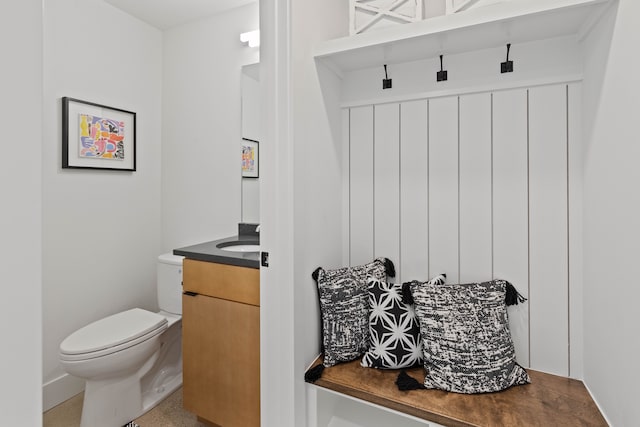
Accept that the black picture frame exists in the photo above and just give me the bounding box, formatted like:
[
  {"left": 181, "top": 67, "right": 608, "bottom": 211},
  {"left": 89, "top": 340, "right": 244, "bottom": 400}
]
[{"left": 62, "top": 97, "right": 136, "bottom": 171}]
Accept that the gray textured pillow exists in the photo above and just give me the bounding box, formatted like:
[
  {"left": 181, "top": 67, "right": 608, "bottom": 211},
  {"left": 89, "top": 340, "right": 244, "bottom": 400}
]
[
  {"left": 313, "top": 258, "right": 394, "bottom": 367},
  {"left": 409, "top": 279, "right": 530, "bottom": 393}
]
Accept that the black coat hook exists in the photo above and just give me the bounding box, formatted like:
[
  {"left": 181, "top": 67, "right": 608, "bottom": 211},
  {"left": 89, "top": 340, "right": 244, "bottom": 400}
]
[
  {"left": 437, "top": 55, "right": 448, "bottom": 82},
  {"left": 382, "top": 64, "right": 392, "bottom": 89},
  {"left": 501, "top": 43, "right": 514, "bottom": 73}
]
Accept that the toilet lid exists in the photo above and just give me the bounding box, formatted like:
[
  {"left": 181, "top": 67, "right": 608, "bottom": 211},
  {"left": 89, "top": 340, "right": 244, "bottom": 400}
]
[{"left": 60, "top": 308, "right": 167, "bottom": 356}]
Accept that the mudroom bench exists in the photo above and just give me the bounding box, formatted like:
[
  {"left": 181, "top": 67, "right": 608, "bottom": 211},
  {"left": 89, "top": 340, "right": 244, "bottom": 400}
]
[{"left": 305, "top": 356, "right": 607, "bottom": 427}]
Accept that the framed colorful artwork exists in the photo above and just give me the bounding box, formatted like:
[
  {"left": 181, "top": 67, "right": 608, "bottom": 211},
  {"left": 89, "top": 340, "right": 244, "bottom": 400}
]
[
  {"left": 241, "top": 138, "right": 259, "bottom": 178},
  {"left": 62, "top": 97, "right": 136, "bottom": 171}
]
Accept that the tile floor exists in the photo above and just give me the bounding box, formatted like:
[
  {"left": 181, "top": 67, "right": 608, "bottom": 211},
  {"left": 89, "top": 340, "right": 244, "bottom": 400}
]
[{"left": 43, "top": 387, "right": 207, "bottom": 427}]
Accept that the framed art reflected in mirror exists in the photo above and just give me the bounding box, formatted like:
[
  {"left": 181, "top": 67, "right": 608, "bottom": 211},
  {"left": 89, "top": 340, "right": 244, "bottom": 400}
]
[{"left": 242, "top": 138, "right": 259, "bottom": 178}]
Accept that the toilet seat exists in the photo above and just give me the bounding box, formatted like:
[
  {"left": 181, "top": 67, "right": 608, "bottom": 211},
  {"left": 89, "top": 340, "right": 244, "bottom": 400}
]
[{"left": 60, "top": 308, "right": 168, "bottom": 362}]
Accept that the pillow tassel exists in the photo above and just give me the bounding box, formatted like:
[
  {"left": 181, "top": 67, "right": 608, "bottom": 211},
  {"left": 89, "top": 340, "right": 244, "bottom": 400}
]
[
  {"left": 431, "top": 273, "right": 446, "bottom": 286},
  {"left": 381, "top": 258, "right": 396, "bottom": 278},
  {"left": 505, "top": 281, "right": 527, "bottom": 306},
  {"left": 311, "top": 267, "right": 322, "bottom": 282},
  {"left": 395, "top": 371, "right": 425, "bottom": 391},
  {"left": 401, "top": 282, "right": 415, "bottom": 305},
  {"left": 304, "top": 364, "right": 325, "bottom": 383}
]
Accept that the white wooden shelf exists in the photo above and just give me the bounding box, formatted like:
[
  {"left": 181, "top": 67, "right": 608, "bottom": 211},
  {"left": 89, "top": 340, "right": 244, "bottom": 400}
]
[{"left": 315, "top": 0, "right": 612, "bottom": 73}]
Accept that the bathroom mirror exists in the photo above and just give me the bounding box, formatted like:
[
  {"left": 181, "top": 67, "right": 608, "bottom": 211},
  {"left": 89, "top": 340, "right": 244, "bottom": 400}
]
[{"left": 241, "top": 62, "right": 260, "bottom": 223}]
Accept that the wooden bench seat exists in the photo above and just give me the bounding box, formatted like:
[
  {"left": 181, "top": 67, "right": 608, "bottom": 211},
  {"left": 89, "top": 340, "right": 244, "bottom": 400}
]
[{"left": 306, "top": 356, "right": 607, "bottom": 427}]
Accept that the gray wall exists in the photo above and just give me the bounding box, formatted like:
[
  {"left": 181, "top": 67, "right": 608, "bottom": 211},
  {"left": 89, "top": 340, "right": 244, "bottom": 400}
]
[
  {"left": 583, "top": 1, "right": 640, "bottom": 424},
  {"left": 0, "top": 0, "right": 43, "bottom": 424}
]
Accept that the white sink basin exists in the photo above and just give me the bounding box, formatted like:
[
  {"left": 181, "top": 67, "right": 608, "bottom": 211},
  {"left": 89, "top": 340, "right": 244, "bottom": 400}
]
[
  {"left": 219, "top": 244, "right": 260, "bottom": 253},
  {"left": 216, "top": 240, "right": 260, "bottom": 253}
]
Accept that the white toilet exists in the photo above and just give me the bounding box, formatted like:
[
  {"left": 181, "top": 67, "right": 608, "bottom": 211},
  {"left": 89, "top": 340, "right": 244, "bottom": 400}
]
[{"left": 59, "top": 253, "right": 184, "bottom": 427}]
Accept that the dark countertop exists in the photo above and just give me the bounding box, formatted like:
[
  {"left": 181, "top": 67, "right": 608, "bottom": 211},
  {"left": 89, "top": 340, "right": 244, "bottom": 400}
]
[{"left": 173, "top": 235, "right": 260, "bottom": 269}]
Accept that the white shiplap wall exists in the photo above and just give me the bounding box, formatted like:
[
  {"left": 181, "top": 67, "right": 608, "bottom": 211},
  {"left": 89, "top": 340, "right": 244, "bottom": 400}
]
[{"left": 344, "top": 83, "right": 581, "bottom": 377}]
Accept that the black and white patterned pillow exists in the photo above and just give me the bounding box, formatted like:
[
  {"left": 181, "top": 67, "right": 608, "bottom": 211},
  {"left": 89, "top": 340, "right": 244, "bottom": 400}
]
[
  {"left": 313, "top": 258, "right": 395, "bottom": 367},
  {"left": 361, "top": 278, "right": 421, "bottom": 369},
  {"left": 361, "top": 274, "right": 445, "bottom": 369},
  {"left": 409, "top": 279, "right": 530, "bottom": 394}
]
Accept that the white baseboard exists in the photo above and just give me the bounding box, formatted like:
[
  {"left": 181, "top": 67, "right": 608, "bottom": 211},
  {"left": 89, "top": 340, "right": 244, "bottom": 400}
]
[{"left": 43, "top": 373, "right": 85, "bottom": 412}]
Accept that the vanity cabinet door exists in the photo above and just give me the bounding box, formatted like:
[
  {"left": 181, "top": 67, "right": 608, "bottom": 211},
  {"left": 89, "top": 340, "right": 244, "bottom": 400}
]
[
  {"left": 182, "top": 259, "right": 260, "bottom": 304},
  {"left": 182, "top": 260, "right": 260, "bottom": 427}
]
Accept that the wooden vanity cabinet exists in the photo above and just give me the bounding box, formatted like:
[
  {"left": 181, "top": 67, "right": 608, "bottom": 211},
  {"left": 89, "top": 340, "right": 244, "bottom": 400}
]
[{"left": 182, "top": 259, "right": 260, "bottom": 427}]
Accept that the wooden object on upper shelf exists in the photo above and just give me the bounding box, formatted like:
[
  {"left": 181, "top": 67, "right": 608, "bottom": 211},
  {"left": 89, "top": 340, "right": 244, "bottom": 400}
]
[{"left": 306, "top": 356, "right": 608, "bottom": 427}]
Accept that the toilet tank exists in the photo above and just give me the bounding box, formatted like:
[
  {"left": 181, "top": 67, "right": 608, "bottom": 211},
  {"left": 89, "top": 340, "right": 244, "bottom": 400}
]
[{"left": 157, "top": 253, "right": 184, "bottom": 315}]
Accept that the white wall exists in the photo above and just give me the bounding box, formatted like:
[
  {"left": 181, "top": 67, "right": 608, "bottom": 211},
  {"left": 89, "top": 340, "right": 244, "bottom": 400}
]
[
  {"left": 0, "top": 0, "right": 43, "bottom": 424},
  {"left": 259, "top": 0, "right": 294, "bottom": 425},
  {"left": 258, "top": 0, "right": 347, "bottom": 424},
  {"left": 41, "top": 0, "right": 163, "bottom": 409},
  {"left": 582, "top": 0, "right": 640, "bottom": 424},
  {"left": 292, "top": 1, "right": 349, "bottom": 426},
  {"left": 161, "top": 3, "right": 259, "bottom": 250},
  {"left": 343, "top": 83, "right": 580, "bottom": 379}
]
